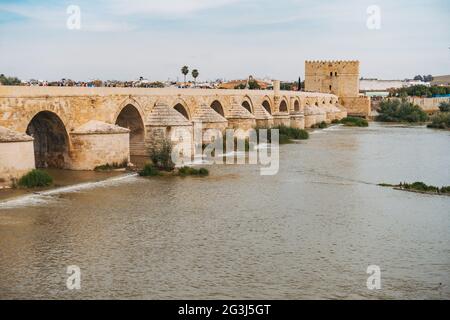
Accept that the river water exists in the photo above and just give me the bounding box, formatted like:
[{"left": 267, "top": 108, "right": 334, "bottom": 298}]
[{"left": 0, "top": 123, "right": 449, "bottom": 300}]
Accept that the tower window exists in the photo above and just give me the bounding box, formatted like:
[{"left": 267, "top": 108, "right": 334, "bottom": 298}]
[
  {"left": 330, "top": 72, "right": 333, "bottom": 77},
  {"left": 329, "top": 85, "right": 332, "bottom": 91},
  {"left": 335, "top": 72, "right": 338, "bottom": 76}
]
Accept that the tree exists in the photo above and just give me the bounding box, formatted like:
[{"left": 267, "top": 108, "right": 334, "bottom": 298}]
[
  {"left": 0, "top": 74, "right": 21, "bottom": 85},
  {"left": 248, "top": 80, "right": 260, "bottom": 90},
  {"left": 181, "top": 66, "right": 189, "bottom": 85},
  {"left": 413, "top": 75, "right": 423, "bottom": 81},
  {"left": 439, "top": 102, "right": 450, "bottom": 112},
  {"left": 424, "top": 75, "right": 433, "bottom": 82},
  {"left": 192, "top": 69, "right": 199, "bottom": 85}
]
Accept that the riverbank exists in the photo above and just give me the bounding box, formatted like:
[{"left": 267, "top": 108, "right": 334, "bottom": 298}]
[{"left": 0, "top": 169, "right": 126, "bottom": 201}]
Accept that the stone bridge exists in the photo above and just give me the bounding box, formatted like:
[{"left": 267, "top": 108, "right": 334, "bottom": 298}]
[{"left": 0, "top": 83, "right": 346, "bottom": 185}]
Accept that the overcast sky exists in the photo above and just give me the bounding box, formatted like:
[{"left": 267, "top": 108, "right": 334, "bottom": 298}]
[{"left": 1, "top": 0, "right": 449, "bottom": 82}]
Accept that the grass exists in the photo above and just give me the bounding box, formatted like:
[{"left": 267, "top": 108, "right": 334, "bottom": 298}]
[
  {"left": 139, "top": 164, "right": 209, "bottom": 178},
  {"left": 276, "top": 125, "right": 309, "bottom": 140},
  {"left": 339, "top": 117, "right": 369, "bottom": 127},
  {"left": 379, "top": 181, "right": 450, "bottom": 195},
  {"left": 139, "top": 164, "right": 161, "bottom": 177},
  {"left": 178, "top": 166, "right": 209, "bottom": 177},
  {"left": 18, "top": 169, "right": 53, "bottom": 188},
  {"left": 94, "top": 160, "right": 128, "bottom": 172},
  {"left": 312, "top": 121, "right": 328, "bottom": 129}
]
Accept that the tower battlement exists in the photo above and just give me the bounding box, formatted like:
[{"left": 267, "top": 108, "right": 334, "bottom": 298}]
[{"left": 305, "top": 60, "right": 360, "bottom": 76}]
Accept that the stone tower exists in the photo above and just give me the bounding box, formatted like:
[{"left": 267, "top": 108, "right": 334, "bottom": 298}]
[
  {"left": 305, "top": 60, "right": 360, "bottom": 97},
  {"left": 304, "top": 60, "right": 371, "bottom": 117}
]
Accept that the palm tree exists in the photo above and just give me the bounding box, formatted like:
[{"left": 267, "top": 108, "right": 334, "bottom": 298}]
[
  {"left": 181, "top": 66, "right": 189, "bottom": 86},
  {"left": 192, "top": 69, "right": 199, "bottom": 86}
]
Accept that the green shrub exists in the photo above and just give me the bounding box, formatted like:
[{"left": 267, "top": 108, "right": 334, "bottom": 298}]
[
  {"left": 427, "top": 112, "right": 450, "bottom": 130},
  {"left": 439, "top": 102, "right": 450, "bottom": 113},
  {"left": 440, "top": 186, "right": 450, "bottom": 194},
  {"left": 178, "top": 166, "right": 209, "bottom": 177},
  {"left": 149, "top": 139, "right": 175, "bottom": 171},
  {"left": 376, "top": 100, "right": 428, "bottom": 123},
  {"left": 312, "top": 122, "right": 328, "bottom": 129},
  {"left": 139, "top": 164, "right": 161, "bottom": 177},
  {"left": 340, "top": 117, "right": 369, "bottom": 127},
  {"left": 274, "top": 125, "right": 309, "bottom": 140},
  {"left": 402, "top": 182, "right": 439, "bottom": 193},
  {"left": 18, "top": 169, "right": 53, "bottom": 188}
]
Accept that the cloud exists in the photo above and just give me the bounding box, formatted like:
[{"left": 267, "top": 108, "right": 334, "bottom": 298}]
[{"left": 104, "top": 0, "right": 245, "bottom": 16}]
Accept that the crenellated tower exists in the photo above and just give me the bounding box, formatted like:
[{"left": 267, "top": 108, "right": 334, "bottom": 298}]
[
  {"left": 305, "top": 60, "right": 371, "bottom": 118},
  {"left": 305, "top": 60, "right": 360, "bottom": 97}
]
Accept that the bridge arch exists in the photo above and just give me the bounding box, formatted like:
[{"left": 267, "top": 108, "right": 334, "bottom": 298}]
[
  {"left": 115, "top": 104, "right": 146, "bottom": 157},
  {"left": 173, "top": 102, "right": 190, "bottom": 120},
  {"left": 294, "top": 99, "right": 300, "bottom": 112},
  {"left": 279, "top": 99, "right": 288, "bottom": 113},
  {"left": 26, "top": 111, "right": 70, "bottom": 169},
  {"left": 262, "top": 100, "right": 272, "bottom": 115},
  {"left": 210, "top": 100, "right": 225, "bottom": 117},
  {"left": 241, "top": 96, "right": 254, "bottom": 114}
]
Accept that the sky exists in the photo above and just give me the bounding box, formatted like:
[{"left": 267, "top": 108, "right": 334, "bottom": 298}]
[{"left": 0, "top": 0, "right": 449, "bottom": 82}]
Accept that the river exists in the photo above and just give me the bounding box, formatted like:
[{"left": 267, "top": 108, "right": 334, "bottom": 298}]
[{"left": 0, "top": 123, "right": 449, "bottom": 299}]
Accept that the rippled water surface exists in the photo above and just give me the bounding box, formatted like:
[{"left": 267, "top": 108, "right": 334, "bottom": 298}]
[{"left": 0, "top": 124, "right": 449, "bottom": 299}]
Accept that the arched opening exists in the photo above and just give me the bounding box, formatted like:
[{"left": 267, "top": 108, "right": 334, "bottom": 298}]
[
  {"left": 294, "top": 100, "right": 300, "bottom": 112},
  {"left": 116, "top": 104, "right": 145, "bottom": 158},
  {"left": 210, "top": 100, "right": 225, "bottom": 117},
  {"left": 279, "top": 100, "right": 288, "bottom": 112},
  {"left": 26, "top": 111, "right": 69, "bottom": 169},
  {"left": 242, "top": 101, "right": 252, "bottom": 113},
  {"left": 174, "top": 103, "right": 190, "bottom": 120},
  {"left": 315, "top": 102, "right": 319, "bottom": 107},
  {"left": 262, "top": 100, "right": 272, "bottom": 114}
]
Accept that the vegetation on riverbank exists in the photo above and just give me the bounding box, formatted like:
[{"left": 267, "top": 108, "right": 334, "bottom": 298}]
[
  {"left": 376, "top": 100, "right": 428, "bottom": 123},
  {"left": 149, "top": 139, "right": 176, "bottom": 171},
  {"left": 139, "top": 164, "right": 162, "bottom": 177},
  {"left": 139, "top": 164, "right": 209, "bottom": 178},
  {"left": 254, "top": 125, "right": 309, "bottom": 144},
  {"left": 427, "top": 112, "right": 450, "bottom": 130},
  {"left": 94, "top": 161, "right": 128, "bottom": 172},
  {"left": 178, "top": 166, "right": 209, "bottom": 177},
  {"left": 388, "top": 85, "right": 450, "bottom": 98},
  {"left": 312, "top": 121, "right": 328, "bottom": 129},
  {"left": 140, "top": 139, "right": 209, "bottom": 178},
  {"left": 379, "top": 181, "right": 450, "bottom": 196},
  {"left": 18, "top": 169, "right": 53, "bottom": 188},
  {"left": 274, "top": 125, "right": 309, "bottom": 141},
  {"left": 339, "top": 117, "right": 369, "bottom": 127}
]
